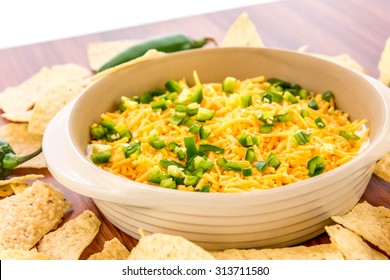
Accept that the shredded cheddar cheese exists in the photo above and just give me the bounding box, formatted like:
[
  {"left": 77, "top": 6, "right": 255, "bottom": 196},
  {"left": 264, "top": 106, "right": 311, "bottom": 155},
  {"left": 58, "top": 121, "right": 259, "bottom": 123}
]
[{"left": 88, "top": 72, "right": 369, "bottom": 193}]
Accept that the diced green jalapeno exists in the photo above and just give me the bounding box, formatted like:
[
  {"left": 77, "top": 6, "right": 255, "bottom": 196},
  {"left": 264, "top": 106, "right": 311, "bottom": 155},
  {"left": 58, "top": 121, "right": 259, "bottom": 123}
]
[
  {"left": 139, "top": 91, "right": 153, "bottom": 104},
  {"left": 322, "top": 91, "right": 334, "bottom": 101},
  {"left": 314, "top": 117, "right": 326, "bottom": 129},
  {"left": 195, "top": 184, "right": 211, "bottom": 192},
  {"left": 159, "top": 159, "right": 184, "bottom": 170},
  {"left": 196, "top": 107, "right": 215, "bottom": 122},
  {"left": 199, "top": 125, "right": 211, "bottom": 139},
  {"left": 307, "top": 156, "right": 326, "bottom": 177},
  {"left": 165, "top": 79, "right": 182, "bottom": 93},
  {"left": 90, "top": 123, "right": 106, "bottom": 140},
  {"left": 241, "top": 95, "right": 253, "bottom": 108},
  {"left": 339, "top": 130, "right": 360, "bottom": 140},
  {"left": 266, "top": 152, "right": 281, "bottom": 169},
  {"left": 184, "top": 175, "right": 201, "bottom": 186},
  {"left": 293, "top": 131, "right": 311, "bottom": 145},
  {"left": 159, "top": 178, "right": 176, "bottom": 189},
  {"left": 123, "top": 140, "right": 141, "bottom": 158},
  {"left": 300, "top": 109, "right": 310, "bottom": 118},
  {"left": 308, "top": 98, "right": 319, "bottom": 110},
  {"left": 222, "top": 77, "right": 236, "bottom": 93},
  {"left": 151, "top": 98, "right": 169, "bottom": 111},
  {"left": 147, "top": 167, "right": 170, "bottom": 184},
  {"left": 184, "top": 136, "right": 198, "bottom": 160},
  {"left": 262, "top": 91, "right": 284, "bottom": 104},
  {"left": 242, "top": 167, "right": 253, "bottom": 176},
  {"left": 223, "top": 162, "right": 244, "bottom": 172},
  {"left": 245, "top": 148, "right": 256, "bottom": 163},
  {"left": 190, "top": 88, "right": 203, "bottom": 104},
  {"left": 284, "top": 91, "right": 298, "bottom": 104},
  {"left": 274, "top": 113, "right": 291, "bottom": 122},
  {"left": 199, "top": 144, "right": 224, "bottom": 154},
  {"left": 216, "top": 156, "right": 228, "bottom": 167},
  {"left": 260, "top": 124, "right": 274, "bottom": 134},
  {"left": 91, "top": 152, "right": 112, "bottom": 164},
  {"left": 148, "top": 130, "right": 166, "bottom": 149},
  {"left": 254, "top": 161, "right": 267, "bottom": 172},
  {"left": 187, "top": 103, "right": 200, "bottom": 116}
]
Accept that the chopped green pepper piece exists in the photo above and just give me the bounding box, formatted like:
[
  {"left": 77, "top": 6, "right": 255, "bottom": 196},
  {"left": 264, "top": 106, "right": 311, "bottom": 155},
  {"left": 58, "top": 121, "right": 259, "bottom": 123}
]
[
  {"left": 262, "top": 91, "right": 284, "bottom": 104},
  {"left": 122, "top": 140, "right": 141, "bottom": 158},
  {"left": 91, "top": 152, "right": 112, "bottom": 164},
  {"left": 119, "top": 96, "right": 138, "bottom": 112},
  {"left": 167, "top": 142, "right": 180, "bottom": 152},
  {"left": 293, "top": 131, "right": 311, "bottom": 145},
  {"left": 307, "top": 156, "right": 326, "bottom": 177},
  {"left": 240, "top": 95, "right": 253, "bottom": 108},
  {"left": 187, "top": 102, "right": 200, "bottom": 116},
  {"left": 224, "top": 162, "right": 244, "bottom": 172},
  {"left": 147, "top": 167, "right": 170, "bottom": 184},
  {"left": 298, "top": 89, "right": 308, "bottom": 99},
  {"left": 165, "top": 79, "right": 182, "bottom": 93},
  {"left": 190, "top": 88, "right": 203, "bottom": 104},
  {"left": 189, "top": 124, "right": 200, "bottom": 135},
  {"left": 242, "top": 167, "right": 253, "bottom": 176},
  {"left": 260, "top": 123, "right": 274, "bottom": 134},
  {"left": 175, "top": 103, "right": 188, "bottom": 113},
  {"left": 100, "top": 120, "right": 116, "bottom": 133},
  {"left": 339, "top": 130, "right": 360, "bottom": 140},
  {"left": 151, "top": 98, "right": 169, "bottom": 111},
  {"left": 194, "top": 155, "right": 214, "bottom": 172},
  {"left": 283, "top": 91, "right": 298, "bottom": 104},
  {"left": 322, "top": 90, "right": 334, "bottom": 101},
  {"left": 245, "top": 148, "right": 256, "bottom": 163},
  {"left": 199, "top": 144, "right": 224, "bottom": 154},
  {"left": 195, "top": 184, "right": 211, "bottom": 192},
  {"left": 139, "top": 91, "right": 153, "bottom": 104},
  {"left": 160, "top": 178, "right": 176, "bottom": 189},
  {"left": 199, "top": 125, "right": 211, "bottom": 139},
  {"left": 267, "top": 77, "right": 291, "bottom": 88},
  {"left": 254, "top": 161, "right": 267, "bottom": 172},
  {"left": 274, "top": 113, "right": 291, "bottom": 122},
  {"left": 266, "top": 152, "right": 281, "bottom": 169},
  {"left": 196, "top": 107, "right": 215, "bottom": 122},
  {"left": 222, "top": 77, "right": 236, "bottom": 93},
  {"left": 184, "top": 175, "right": 201, "bottom": 186},
  {"left": 148, "top": 130, "right": 166, "bottom": 149},
  {"left": 237, "top": 131, "right": 259, "bottom": 147},
  {"left": 159, "top": 159, "right": 184, "bottom": 170},
  {"left": 169, "top": 112, "right": 186, "bottom": 126},
  {"left": 308, "top": 98, "right": 319, "bottom": 110},
  {"left": 184, "top": 136, "right": 198, "bottom": 160},
  {"left": 300, "top": 109, "right": 310, "bottom": 118},
  {"left": 90, "top": 123, "right": 106, "bottom": 140},
  {"left": 314, "top": 117, "right": 326, "bottom": 129},
  {"left": 216, "top": 156, "right": 228, "bottom": 167}
]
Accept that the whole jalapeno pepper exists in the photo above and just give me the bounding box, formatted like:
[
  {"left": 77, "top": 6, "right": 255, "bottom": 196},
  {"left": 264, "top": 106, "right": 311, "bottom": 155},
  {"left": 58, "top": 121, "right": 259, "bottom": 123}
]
[
  {"left": 97, "top": 33, "right": 217, "bottom": 72},
  {"left": 0, "top": 139, "right": 42, "bottom": 180}
]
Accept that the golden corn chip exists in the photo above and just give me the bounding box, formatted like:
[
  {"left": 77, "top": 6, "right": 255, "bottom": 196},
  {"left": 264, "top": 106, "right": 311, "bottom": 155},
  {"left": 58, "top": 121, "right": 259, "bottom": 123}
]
[
  {"left": 0, "top": 123, "right": 45, "bottom": 168},
  {"left": 325, "top": 224, "right": 388, "bottom": 260},
  {"left": 37, "top": 210, "right": 101, "bottom": 260},
  {"left": 0, "top": 249, "right": 52, "bottom": 260},
  {"left": 0, "top": 174, "right": 45, "bottom": 186},
  {"left": 128, "top": 232, "right": 215, "bottom": 260},
  {"left": 87, "top": 40, "right": 139, "bottom": 72},
  {"left": 10, "top": 182, "right": 30, "bottom": 194},
  {"left": 92, "top": 49, "right": 166, "bottom": 81},
  {"left": 378, "top": 37, "right": 390, "bottom": 85},
  {"left": 0, "top": 184, "right": 13, "bottom": 197},
  {"left": 211, "top": 243, "right": 343, "bottom": 260},
  {"left": 332, "top": 201, "right": 390, "bottom": 256},
  {"left": 221, "top": 12, "right": 265, "bottom": 47},
  {"left": 374, "top": 150, "right": 390, "bottom": 182},
  {"left": 88, "top": 237, "right": 130, "bottom": 260},
  {"left": 0, "top": 180, "right": 72, "bottom": 250},
  {"left": 1, "top": 110, "right": 33, "bottom": 122},
  {"left": 28, "top": 79, "right": 88, "bottom": 135},
  {"left": 0, "top": 64, "right": 90, "bottom": 114}
]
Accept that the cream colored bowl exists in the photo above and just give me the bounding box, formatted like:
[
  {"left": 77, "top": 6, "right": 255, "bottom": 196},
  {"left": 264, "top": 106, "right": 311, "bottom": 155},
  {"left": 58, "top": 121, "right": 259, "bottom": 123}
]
[{"left": 43, "top": 48, "right": 390, "bottom": 250}]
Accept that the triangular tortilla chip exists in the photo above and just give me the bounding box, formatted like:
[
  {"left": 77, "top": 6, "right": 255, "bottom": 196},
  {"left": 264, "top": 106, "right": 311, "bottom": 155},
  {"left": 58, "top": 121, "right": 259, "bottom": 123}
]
[
  {"left": 221, "top": 12, "right": 265, "bottom": 47},
  {"left": 378, "top": 37, "right": 390, "bottom": 85},
  {"left": 87, "top": 40, "right": 139, "bottom": 72}
]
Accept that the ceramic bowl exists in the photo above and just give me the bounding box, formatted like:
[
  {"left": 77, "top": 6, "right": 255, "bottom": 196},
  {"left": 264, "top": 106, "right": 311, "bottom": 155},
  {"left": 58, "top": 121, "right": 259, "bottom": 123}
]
[{"left": 43, "top": 47, "right": 390, "bottom": 250}]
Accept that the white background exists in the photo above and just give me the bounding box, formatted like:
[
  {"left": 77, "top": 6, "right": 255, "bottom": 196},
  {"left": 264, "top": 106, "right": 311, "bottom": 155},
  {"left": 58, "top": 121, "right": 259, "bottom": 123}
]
[{"left": 0, "top": 0, "right": 277, "bottom": 50}]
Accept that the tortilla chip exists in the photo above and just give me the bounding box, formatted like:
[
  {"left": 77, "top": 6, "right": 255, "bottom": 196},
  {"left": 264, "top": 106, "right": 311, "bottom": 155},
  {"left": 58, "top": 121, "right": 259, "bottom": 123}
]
[
  {"left": 211, "top": 244, "right": 343, "bottom": 260},
  {"left": 0, "top": 174, "right": 44, "bottom": 196},
  {"left": 378, "top": 37, "right": 390, "bottom": 85},
  {"left": 332, "top": 201, "right": 390, "bottom": 255},
  {"left": 37, "top": 210, "right": 101, "bottom": 260},
  {"left": 325, "top": 224, "right": 388, "bottom": 260},
  {"left": 0, "top": 249, "right": 52, "bottom": 260},
  {"left": 221, "top": 12, "right": 265, "bottom": 47},
  {"left": 28, "top": 79, "right": 88, "bottom": 135},
  {"left": 87, "top": 237, "right": 130, "bottom": 260},
  {"left": 0, "top": 123, "right": 45, "bottom": 168},
  {"left": 0, "top": 180, "right": 72, "bottom": 250},
  {"left": 87, "top": 40, "right": 139, "bottom": 72},
  {"left": 0, "top": 64, "right": 90, "bottom": 114},
  {"left": 374, "top": 150, "right": 390, "bottom": 182},
  {"left": 128, "top": 232, "right": 215, "bottom": 260},
  {"left": 1, "top": 110, "right": 33, "bottom": 122},
  {"left": 319, "top": 54, "right": 366, "bottom": 73},
  {"left": 92, "top": 49, "right": 166, "bottom": 81},
  {"left": 0, "top": 184, "right": 13, "bottom": 197}
]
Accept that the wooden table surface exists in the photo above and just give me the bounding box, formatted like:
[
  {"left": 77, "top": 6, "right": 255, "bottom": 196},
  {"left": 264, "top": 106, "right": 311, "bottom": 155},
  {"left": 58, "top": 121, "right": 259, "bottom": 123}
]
[{"left": 1, "top": 0, "right": 390, "bottom": 259}]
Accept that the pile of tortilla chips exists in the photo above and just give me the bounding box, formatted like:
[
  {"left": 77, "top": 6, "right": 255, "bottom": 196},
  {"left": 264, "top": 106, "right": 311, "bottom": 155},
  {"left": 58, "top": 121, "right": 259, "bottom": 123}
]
[
  {"left": 0, "top": 12, "right": 390, "bottom": 260},
  {"left": 1, "top": 179, "right": 388, "bottom": 260}
]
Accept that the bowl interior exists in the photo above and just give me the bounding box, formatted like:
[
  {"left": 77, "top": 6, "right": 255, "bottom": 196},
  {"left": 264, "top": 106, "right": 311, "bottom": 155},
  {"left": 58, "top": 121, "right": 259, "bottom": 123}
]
[{"left": 70, "top": 47, "right": 384, "bottom": 160}]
